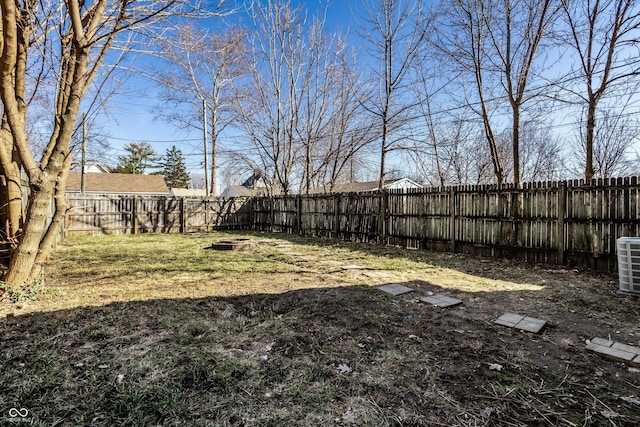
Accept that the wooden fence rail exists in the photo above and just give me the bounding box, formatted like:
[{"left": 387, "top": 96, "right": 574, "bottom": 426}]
[{"left": 64, "top": 176, "right": 640, "bottom": 272}]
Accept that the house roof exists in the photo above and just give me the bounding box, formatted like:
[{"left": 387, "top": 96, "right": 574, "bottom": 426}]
[
  {"left": 222, "top": 185, "right": 268, "bottom": 197},
  {"left": 83, "top": 163, "right": 110, "bottom": 173},
  {"left": 66, "top": 171, "right": 169, "bottom": 194}
]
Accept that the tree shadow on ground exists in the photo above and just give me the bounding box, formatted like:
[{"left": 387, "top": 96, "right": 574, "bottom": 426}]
[{"left": 2, "top": 281, "right": 639, "bottom": 426}]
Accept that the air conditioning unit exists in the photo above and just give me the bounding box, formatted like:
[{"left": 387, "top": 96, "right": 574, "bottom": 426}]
[{"left": 617, "top": 237, "right": 640, "bottom": 296}]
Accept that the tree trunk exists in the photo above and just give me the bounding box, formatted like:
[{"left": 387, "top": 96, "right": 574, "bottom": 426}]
[
  {"left": 210, "top": 106, "right": 217, "bottom": 196},
  {"left": 4, "top": 172, "right": 56, "bottom": 286},
  {"left": 1, "top": 125, "right": 24, "bottom": 243},
  {"left": 34, "top": 156, "right": 73, "bottom": 270},
  {"left": 585, "top": 100, "right": 596, "bottom": 181},
  {"left": 512, "top": 105, "right": 520, "bottom": 185},
  {"left": 0, "top": 128, "right": 23, "bottom": 239},
  {"left": 480, "top": 104, "right": 504, "bottom": 185},
  {"left": 379, "top": 130, "right": 387, "bottom": 191}
]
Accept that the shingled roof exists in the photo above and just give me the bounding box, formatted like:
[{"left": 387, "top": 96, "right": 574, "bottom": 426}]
[{"left": 66, "top": 171, "right": 169, "bottom": 195}]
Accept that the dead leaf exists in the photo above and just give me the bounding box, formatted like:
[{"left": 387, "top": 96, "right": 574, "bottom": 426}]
[
  {"left": 601, "top": 410, "right": 621, "bottom": 419},
  {"left": 342, "top": 408, "right": 357, "bottom": 424},
  {"left": 621, "top": 396, "right": 640, "bottom": 406},
  {"left": 337, "top": 364, "right": 352, "bottom": 374},
  {"left": 488, "top": 363, "right": 503, "bottom": 372}
]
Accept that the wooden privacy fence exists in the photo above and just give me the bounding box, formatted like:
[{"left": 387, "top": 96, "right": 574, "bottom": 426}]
[
  {"left": 64, "top": 195, "right": 252, "bottom": 236},
  {"left": 63, "top": 177, "right": 640, "bottom": 272},
  {"left": 252, "top": 177, "right": 640, "bottom": 272}
]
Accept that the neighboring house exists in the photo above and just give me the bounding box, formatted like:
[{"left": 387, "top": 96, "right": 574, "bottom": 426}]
[
  {"left": 309, "top": 178, "right": 423, "bottom": 194},
  {"left": 221, "top": 173, "right": 270, "bottom": 197},
  {"left": 169, "top": 188, "right": 207, "bottom": 197},
  {"left": 66, "top": 172, "right": 169, "bottom": 196},
  {"left": 83, "top": 163, "right": 110, "bottom": 173}
]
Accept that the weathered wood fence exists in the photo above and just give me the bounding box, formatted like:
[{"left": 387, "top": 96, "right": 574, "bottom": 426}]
[
  {"left": 64, "top": 196, "right": 252, "bottom": 236},
  {"left": 64, "top": 177, "right": 640, "bottom": 272},
  {"left": 252, "top": 177, "right": 640, "bottom": 272}
]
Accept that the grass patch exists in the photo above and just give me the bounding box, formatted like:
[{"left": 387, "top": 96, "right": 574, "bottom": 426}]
[{"left": 1, "top": 231, "right": 639, "bottom": 425}]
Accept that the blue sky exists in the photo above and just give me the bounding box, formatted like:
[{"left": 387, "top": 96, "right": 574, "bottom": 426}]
[{"left": 94, "top": 1, "right": 368, "bottom": 178}]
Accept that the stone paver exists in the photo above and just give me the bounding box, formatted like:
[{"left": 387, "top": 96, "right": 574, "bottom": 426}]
[
  {"left": 494, "top": 313, "right": 546, "bottom": 334},
  {"left": 586, "top": 337, "right": 640, "bottom": 363},
  {"left": 494, "top": 313, "right": 524, "bottom": 327},
  {"left": 378, "top": 283, "right": 414, "bottom": 296},
  {"left": 516, "top": 317, "right": 547, "bottom": 333},
  {"left": 419, "top": 294, "right": 463, "bottom": 308}
]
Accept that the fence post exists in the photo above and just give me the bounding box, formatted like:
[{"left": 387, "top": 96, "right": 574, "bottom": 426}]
[
  {"left": 334, "top": 194, "right": 340, "bottom": 238},
  {"left": 449, "top": 188, "right": 456, "bottom": 253},
  {"left": 249, "top": 197, "right": 255, "bottom": 230},
  {"left": 270, "top": 197, "right": 275, "bottom": 233},
  {"left": 296, "top": 195, "right": 302, "bottom": 235},
  {"left": 179, "top": 197, "right": 186, "bottom": 233},
  {"left": 132, "top": 196, "right": 139, "bottom": 234},
  {"left": 557, "top": 182, "right": 566, "bottom": 265},
  {"left": 204, "top": 199, "right": 209, "bottom": 232}
]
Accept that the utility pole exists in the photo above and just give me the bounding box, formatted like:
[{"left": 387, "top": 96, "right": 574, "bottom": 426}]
[
  {"left": 81, "top": 113, "right": 87, "bottom": 194},
  {"left": 202, "top": 99, "right": 210, "bottom": 195}
]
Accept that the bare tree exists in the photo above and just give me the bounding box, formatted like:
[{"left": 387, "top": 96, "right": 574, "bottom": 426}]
[
  {"left": 299, "top": 34, "right": 377, "bottom": 193},
  {"left": 232, "top": 0, "right": 360, "bottom": 195},
  {"left": 357, "top": 0, "right": 429, "bottom": 191},
  {"left": 230, "top": 0, "right": 307, "bottom": 194},
  {"left": 518, "top": 121, "right": 567, "bottom": 182},
  {"left": 294, "top": 16, "right": 339, "bottom": 194},
  {"left": 0, "top": 0, "right": 226, "bottom": 287},
  {"left": 572, "top": 108, "right": 638, "bottom": 178},
  {"left": 560, "top": 0, "right": 640, "bottom": 181},
  {"left": 435, "top": 0, "right": 506, "bottom": 184},
  {"left": 151, "top": 24, "right": 247, "bottom": 195},
  {"left": 485, "top": 0, "right": 561, "bottom": 184},
  {"left": 435, "top": 0, "right": 560, "bottom": 185}
]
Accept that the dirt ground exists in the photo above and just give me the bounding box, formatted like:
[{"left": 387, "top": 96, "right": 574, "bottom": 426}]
[{"left": 1, "top": 233, "right": 640, "bottom": 426}]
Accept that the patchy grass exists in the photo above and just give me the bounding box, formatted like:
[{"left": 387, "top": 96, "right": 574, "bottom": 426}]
[{"left": 1, "top": 231, "right": 639, "bottom": 426}]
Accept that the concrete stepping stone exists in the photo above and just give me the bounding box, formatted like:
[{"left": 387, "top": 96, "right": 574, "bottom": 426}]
[
  {"left": 494, "top": 313, "right": 546, "bottom": 334},
  {"left": 586, "top": 337, "right": 640, "bottom": 365},
  {"left": 378, "top": 283, "right": 414, "bottom": 296},
  {"left": 419, "top": 294, "right": 463, "bottom": 308}
]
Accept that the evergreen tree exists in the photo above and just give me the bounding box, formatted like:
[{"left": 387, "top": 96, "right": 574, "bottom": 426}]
[
  {"left": 111, "top": 142, "right": 159, "bottom": 174},
  {"left": 161, "top": 146, "right": 190, "bottom": 188}
]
